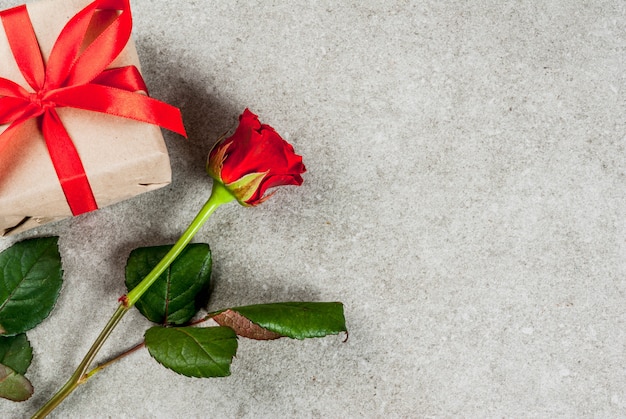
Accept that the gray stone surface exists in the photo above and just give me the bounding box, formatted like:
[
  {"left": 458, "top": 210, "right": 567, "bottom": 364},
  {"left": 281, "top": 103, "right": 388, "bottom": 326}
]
[{"left": 2, "top": 0, "right": 626, "bottom": 417}]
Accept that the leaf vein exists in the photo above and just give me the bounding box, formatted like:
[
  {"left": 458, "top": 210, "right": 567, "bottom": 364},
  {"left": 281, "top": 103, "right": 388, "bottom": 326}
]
[{"left": 0, "top": 241, "right": 55, "bottom": 316}]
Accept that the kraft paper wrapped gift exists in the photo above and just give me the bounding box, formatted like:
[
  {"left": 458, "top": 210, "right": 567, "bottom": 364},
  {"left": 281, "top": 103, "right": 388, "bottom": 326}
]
[{"left": 0, "top": 0, "right": 185, "bottom": 236}]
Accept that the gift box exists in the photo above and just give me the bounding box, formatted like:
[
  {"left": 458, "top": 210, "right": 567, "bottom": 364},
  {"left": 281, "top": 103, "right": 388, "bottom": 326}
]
[{"left": 0, "top": 0, "right": 186, "bottom": 235}]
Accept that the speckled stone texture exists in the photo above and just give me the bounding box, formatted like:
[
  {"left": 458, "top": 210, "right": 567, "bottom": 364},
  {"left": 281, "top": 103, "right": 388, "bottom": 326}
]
[{"left": 2, "top": 0, "right": 626, "bottom": 417}]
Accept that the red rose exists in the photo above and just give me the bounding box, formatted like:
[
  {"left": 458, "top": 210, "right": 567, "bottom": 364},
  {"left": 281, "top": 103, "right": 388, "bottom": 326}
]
[{"left": 207, "top": 109, "right": 306, "bottom": 206}]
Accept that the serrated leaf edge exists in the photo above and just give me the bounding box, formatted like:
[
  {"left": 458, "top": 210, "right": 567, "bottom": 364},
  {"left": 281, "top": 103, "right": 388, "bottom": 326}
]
[
  {"left": 0, "top": 363, "right": 34, "bottom": 402},
  {"left": 0, "top": 237, "right": 62, "bottom": 336},
  {"left": 145, "top": 326, "right": 237, "bottom": 378},
  {"left": 0, "top": 334, "right": 33, "bottom": 375},
  {"left": 225, "top": 302, "right": 348, "bottom": 340},
  {"left": 126, "top": 244, "right": 212, "bottom": 326},
  {"left": 0, "top": 237, "right": 59, "bottom": 314}
]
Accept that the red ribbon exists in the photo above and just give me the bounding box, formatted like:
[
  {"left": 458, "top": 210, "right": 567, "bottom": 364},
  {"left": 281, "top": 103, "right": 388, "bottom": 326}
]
[{"left": 0, "top": 0, "right": 187, "bottom": 215}]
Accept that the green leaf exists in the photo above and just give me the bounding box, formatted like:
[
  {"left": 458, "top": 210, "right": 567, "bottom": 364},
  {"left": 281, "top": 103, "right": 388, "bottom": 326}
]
[
  {"left": 144, "top": 326, "right": 237, "bottom": 378},
  {"left": 213, "top": 302, "right": 347, "bottom": 340},
  {"left": 0, "top": 335, "right": 34, "bottom": 402},
  {"left": 0, "top": 334, "right": 32, "bottom": 375},
  {"left": 125, "top": 244, "right": 212, "bottom": 325},
  {"left": 0, "top": 237, "right": 63, "bottom": 336},
  {"left": 0, "top": 364, "right": 33, "bottom": 402}
]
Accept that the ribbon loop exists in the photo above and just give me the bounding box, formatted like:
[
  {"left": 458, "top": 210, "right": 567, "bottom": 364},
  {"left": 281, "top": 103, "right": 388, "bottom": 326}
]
[
  {"left": 0, "top": 4, "right": 45, "bottom": 90},
  {"left": 46, "top": 0, "right": 132, "bottom": 88},
  {"left": 0, "top": 0, "right": 186, "bottom": 216}
]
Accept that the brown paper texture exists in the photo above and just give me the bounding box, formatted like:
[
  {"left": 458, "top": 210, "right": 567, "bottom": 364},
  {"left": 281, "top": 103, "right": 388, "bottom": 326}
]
[{"left": 0, "top": 0, "right": 172, "bottom": 235}]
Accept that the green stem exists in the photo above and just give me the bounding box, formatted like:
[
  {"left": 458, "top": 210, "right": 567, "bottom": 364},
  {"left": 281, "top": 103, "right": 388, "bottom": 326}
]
[
  {"left": 80, "top": 313, "right": 221, "bottom": 384},
  {"left": 32, "top": 183, "right": 235, "bottom": 419},
  {"left": 31, "top": 305, "right": 128, "bottom": 419},
  {"left": 81, "top": 312, "right": 219, "bottom": 385},
  {"left": 126, "top": 182, "right": 234, "bottom": 306},
  {"left": 82, "top": 341, "right": 146, "bottom": 382}
]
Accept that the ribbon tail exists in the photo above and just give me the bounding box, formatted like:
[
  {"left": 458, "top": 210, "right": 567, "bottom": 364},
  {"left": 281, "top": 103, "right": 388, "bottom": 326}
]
[
  {"left": 41, "top": 109, "right": 98, "bottom": 215},
  {"left": 52, "top": 84, "right": 187, "bottom": 137}
]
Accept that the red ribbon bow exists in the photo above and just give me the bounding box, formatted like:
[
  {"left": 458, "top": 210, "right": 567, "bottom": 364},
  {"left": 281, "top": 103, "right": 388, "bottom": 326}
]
[{"left": 0, "top": 0, "right": 187, "bottom": 215}]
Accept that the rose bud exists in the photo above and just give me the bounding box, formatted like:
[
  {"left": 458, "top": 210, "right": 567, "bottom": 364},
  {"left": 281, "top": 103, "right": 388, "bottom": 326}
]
[{"left": 206, "top": 109, "right": 306, "bottom": 206}]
